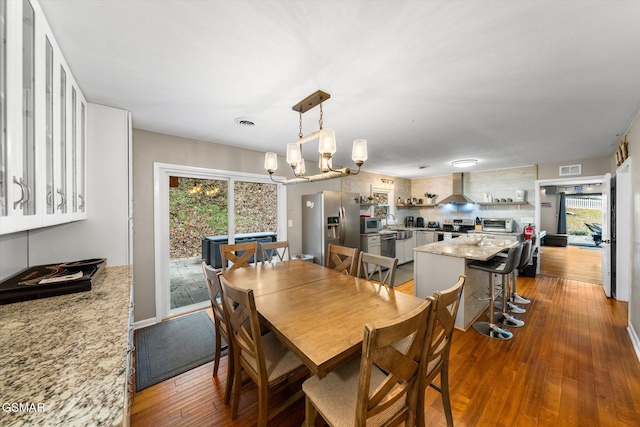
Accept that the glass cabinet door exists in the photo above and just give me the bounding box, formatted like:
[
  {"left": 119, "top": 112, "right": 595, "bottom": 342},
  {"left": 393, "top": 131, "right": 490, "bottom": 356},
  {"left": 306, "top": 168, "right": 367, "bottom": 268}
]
[
  {"left": 0, "top": 0, "right": 6, "bottom": 219},
  {"left": 71, "top": 86, "right": 77, "bottom": 213},
  {"left": 45, "top": 37, "right": 54, "bottom": 215},
  {"left": 79, "top": 100, "right": 85, "bottom": 213},
  {"left": 59, "top": 66, "right": 67, "bottom": 213},
  {"left": 20, "top": 0, "right": 36, "bottom": 217}
]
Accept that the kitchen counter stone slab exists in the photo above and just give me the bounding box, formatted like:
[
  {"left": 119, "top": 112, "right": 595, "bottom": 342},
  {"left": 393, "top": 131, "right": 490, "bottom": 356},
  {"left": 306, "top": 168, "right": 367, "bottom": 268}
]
[
  {"left": 415, "top": 238, "right": 516, "bottom": 261},
  {"left": 0, "top": 265, "right": 131, "bottom": 427}
]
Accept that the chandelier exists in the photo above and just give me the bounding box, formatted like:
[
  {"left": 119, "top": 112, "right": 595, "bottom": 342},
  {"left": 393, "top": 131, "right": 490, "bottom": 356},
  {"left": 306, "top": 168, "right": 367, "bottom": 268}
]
[{"left": 264, "top": 90, "right": 367, "bottom": 185}]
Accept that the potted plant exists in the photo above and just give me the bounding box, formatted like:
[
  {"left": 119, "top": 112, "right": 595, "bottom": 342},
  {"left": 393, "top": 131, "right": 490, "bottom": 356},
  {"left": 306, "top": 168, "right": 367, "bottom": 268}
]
[{"left": 425, "top": 192, "right": 437, "bottom": 205}]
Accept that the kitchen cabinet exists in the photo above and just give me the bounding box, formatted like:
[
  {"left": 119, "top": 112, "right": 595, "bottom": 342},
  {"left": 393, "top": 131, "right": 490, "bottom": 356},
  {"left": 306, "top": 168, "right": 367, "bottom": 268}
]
[
  {"left": 396, "top": 235, "right": 414, "bottom": 265},
  {"left": 1, "top": 0, "right": 87, "bottom": 235},
  {"left": 416, "top": 230, "right": 435, "bottom": 247}
]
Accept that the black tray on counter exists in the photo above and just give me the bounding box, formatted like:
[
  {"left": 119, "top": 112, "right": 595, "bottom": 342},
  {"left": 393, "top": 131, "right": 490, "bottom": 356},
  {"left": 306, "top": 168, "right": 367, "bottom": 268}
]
[{"left": 0, "top": 259, "right": 107, "bottom": 305}]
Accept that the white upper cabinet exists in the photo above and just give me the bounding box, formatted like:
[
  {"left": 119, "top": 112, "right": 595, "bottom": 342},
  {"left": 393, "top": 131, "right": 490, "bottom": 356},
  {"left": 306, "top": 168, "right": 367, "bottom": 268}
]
[{"left": 1, "top": 0, "right": 87, "bottom": 235}]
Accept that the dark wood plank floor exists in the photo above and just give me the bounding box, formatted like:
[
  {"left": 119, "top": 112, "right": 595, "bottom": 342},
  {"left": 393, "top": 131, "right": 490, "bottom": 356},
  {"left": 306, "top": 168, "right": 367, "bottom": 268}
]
[{"left": 131, "top": 275, "right": 640, "bottom": 426}]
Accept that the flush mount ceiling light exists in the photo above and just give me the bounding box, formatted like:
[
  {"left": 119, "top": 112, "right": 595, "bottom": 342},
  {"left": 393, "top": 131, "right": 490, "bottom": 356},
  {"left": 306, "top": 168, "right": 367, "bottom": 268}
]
[
  {"left": 264, "top": 90, "right": 367, "bottom": 185},
  {"left": 451, "top": 159, "right": 478, "bottom": 168}
]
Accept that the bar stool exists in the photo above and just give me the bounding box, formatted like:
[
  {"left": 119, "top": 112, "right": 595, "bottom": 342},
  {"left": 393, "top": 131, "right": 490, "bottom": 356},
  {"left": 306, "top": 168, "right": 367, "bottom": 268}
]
[
  {"left": 468, "top": 243, "right": 522, "bottom": 340},
  {"left": 512, "top": 236, "right": 536, "bottom": 304},
  {"left": 495, "top": 238, "right": 532, "bottom": 315}
]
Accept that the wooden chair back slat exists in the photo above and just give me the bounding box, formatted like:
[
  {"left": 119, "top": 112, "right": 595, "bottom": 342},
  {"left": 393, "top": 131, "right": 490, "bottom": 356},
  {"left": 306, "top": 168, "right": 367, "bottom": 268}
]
[
  {"left": 260, "top": 241, "right": 290, "bottom": 264},
  {"left": 220, "top": 241, "right": 258, "bottom": 272},
  {"left": 356, "top": 252, "right": 398, "bottom": 288},
  {"left": 326, "top": 244, "right": 359, "bottom": 276}
]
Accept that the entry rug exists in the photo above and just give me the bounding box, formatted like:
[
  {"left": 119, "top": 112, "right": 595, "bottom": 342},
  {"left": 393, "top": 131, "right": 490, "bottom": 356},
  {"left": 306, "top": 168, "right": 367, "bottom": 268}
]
[{"left": 135, "top": 311, "right": 222, "bottom": 391}]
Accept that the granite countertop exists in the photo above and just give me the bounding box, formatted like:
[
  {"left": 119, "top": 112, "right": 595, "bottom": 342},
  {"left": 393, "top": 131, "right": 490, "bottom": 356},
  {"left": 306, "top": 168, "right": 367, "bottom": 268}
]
[
  {"left": 0, "top": 265, "right": 131, "bottom": 427},
  {"left": 414, "top": 238, "right": 517, "bottom": 261},
  {"left": 468, "top": 229, "right": 523, "bottom": 236}
]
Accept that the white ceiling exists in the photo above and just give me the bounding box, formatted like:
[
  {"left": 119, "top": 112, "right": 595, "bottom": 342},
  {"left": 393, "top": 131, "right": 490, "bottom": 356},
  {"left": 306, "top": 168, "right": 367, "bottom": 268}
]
[{"left": 39, "top": 0, "right": 640, "bottom": 178}]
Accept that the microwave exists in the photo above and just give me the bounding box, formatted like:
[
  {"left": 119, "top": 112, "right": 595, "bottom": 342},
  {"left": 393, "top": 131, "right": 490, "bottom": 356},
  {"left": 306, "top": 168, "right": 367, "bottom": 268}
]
[
  {"left": 481, "top": 218, "right": 514, "bottom": 232},
  {"left": 360, "top": 217, "right": 381, "bottom": 234}
]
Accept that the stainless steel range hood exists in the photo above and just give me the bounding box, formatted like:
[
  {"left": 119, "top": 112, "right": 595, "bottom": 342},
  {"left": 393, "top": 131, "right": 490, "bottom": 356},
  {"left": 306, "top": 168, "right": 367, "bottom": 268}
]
[{"left": 438, "top": 173, "right": 475, "bottom": 205}]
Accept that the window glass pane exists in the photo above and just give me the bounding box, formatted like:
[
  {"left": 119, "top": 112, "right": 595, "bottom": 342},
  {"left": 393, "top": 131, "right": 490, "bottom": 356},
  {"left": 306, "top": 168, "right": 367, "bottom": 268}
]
[
  {"left": 233, "top": 181, "right": 277, "bottom": 234},
  {"left": 169, "top": 176, "right": 228, "bottom": 310}
]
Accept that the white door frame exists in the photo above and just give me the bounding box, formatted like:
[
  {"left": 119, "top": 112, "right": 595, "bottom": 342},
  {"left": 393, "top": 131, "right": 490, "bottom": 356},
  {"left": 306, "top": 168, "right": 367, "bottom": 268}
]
[
  {"left": 534, "top": 175, "right": 606, "bottom": 277},
  {"left": 616, "top": 158, "right": 631, "bottom": 302},
  {"left": 153, "top": 162, "right": 286, "bottom": 322}
]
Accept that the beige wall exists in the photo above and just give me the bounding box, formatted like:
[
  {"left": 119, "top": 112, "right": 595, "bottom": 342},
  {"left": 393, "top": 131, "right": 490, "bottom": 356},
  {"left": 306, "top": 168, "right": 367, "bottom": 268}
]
[
  {"left": 625, "top": 111, "right": 640, "bottom": 351},
  {"left": 537, "top": 156, "right": 611, "bottom": 179}
]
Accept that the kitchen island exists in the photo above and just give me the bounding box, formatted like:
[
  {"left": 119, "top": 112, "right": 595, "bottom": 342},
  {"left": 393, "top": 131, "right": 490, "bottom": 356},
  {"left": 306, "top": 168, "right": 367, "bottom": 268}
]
[
  {"left": 414, "top": 238, "right": 517, "bottom": 330},
  {"left": 0, "top": 265, "right": 132, "bottom": 427}
]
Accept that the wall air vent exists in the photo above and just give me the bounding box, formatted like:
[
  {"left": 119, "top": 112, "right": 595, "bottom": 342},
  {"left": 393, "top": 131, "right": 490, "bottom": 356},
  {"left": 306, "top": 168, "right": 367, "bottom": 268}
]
[{"left": 559, "top": 164, "right": 582, "bottom": 176}]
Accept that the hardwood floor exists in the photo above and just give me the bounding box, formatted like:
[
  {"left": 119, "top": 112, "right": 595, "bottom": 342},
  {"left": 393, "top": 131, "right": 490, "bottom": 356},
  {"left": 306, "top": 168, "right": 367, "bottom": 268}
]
[
  {"left": 130, "top": 274, "right": 640, "bottom": 426},
  {"left": 540, "top": 244, "right": 602, "bottom": 284}
]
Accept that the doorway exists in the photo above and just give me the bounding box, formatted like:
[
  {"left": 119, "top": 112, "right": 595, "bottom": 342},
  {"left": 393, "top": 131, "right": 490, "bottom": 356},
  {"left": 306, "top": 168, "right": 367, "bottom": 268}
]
[
  {"left": 534, "top": 175, "right": 609, "bottom": 290},
  {"left": 154, "top": 163, "right": 286, "bottom": 322}
]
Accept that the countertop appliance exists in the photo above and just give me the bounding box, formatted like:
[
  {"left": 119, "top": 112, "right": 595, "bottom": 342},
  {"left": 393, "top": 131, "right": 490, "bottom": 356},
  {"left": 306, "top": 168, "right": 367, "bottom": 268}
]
[
  {"left": 302, "top": 191, "right": 360, "bottom": 266},
  {"left": 416, "top": 217, "right": 425, "bottom": 228},
  {"left": 427, "top": 220, "right": 440, "bottom": 229},
  {"left": 405, "top": 216, "right": 414, "bottom": 227},
  {"left": 360, "top": 216, "right": 381, "bottom": 234},
  {"left": 481, "top": 217, "right": 514, "bottom": 232}
]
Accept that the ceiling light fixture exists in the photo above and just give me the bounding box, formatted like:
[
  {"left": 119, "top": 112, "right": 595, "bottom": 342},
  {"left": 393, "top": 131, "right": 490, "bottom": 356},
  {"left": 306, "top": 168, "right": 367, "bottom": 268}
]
[
  {"left": 264, "top": 90, "right": 367, "bottom": 185},
  {"left": 451, "top": 159, "right": 477, "bottom": 168}
]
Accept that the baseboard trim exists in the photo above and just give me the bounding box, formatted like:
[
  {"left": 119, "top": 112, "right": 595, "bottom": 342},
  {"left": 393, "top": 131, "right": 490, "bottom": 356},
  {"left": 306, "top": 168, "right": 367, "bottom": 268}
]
[{"left": 628, "top": 322, "right": 640, "bottom": 363}]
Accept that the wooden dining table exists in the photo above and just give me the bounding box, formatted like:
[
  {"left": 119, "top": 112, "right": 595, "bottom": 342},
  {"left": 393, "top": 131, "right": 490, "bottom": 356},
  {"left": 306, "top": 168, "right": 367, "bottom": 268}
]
[{"left": 222, "top": 259, "right": 426, "bottom": 378}]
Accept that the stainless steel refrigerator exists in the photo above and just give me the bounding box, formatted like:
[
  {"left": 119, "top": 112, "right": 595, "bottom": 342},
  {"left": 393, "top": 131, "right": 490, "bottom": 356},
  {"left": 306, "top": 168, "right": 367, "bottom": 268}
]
[{"left": 302, "top": 191, "right": 360, "bottom": 266}]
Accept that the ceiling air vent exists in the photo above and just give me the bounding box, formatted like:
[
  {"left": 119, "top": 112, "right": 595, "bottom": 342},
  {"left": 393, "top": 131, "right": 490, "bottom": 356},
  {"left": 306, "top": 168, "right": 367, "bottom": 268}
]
[{"left": 559, "top": 164, "right": 582, "bottom": 176}]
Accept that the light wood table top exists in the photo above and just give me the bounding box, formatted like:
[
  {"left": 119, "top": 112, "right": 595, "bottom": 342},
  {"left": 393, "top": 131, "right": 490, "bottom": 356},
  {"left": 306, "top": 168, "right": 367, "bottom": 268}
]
[{"left": 223, "top": 259, "right": 426, "bottom": 378}]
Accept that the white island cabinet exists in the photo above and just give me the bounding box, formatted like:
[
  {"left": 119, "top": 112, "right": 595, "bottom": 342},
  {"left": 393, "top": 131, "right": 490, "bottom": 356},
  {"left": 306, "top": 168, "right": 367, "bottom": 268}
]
[{"left": 413, "top": 238, "right": 517, "bottom": 330}]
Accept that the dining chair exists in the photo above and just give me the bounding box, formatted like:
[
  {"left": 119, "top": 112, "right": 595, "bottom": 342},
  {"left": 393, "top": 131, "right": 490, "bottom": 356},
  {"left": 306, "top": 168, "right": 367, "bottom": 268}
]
[
  {"left": 220, "top": 241, "right": 258, "bottom": 272},
  {"left": 416, "top": 274, "right": 466, "bottom": 427},
  {"left": 302, "top": 298, "right": 433, "bottom": 427},
  {"left": 219, "top": 275, "right": 308, "bottom": 427},
  {"left": 260, "top": 240, "right": 290, "bottom": 264},
  {"left": 325, "top": 244, "right": 359, "bottom": 276},
  {"left": 201, "top": 261, "right": 234, "bottom": 405},
  {"left": 356, "top": 251, "right": 398, "bottom": 288}
]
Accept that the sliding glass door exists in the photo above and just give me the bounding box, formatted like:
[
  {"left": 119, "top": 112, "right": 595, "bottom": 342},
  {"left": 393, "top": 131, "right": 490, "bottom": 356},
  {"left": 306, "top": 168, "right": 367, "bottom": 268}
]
[{"left": 155, "top": 163, "right": 285, "bottom": 320}]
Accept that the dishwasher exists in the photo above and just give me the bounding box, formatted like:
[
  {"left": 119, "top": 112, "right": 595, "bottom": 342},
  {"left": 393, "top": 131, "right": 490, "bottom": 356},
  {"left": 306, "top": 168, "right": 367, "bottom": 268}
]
[{"left": 381, "top": 233, "right": 397, "bottom": 258}]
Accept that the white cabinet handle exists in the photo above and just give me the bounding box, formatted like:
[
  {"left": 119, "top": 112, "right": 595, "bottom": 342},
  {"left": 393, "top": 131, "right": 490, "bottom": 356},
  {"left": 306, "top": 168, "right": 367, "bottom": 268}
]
[
  {"left": 12, "top": 176, "right": 30, "bottom": 209},
  {"left": 56, "top": 189, "right": 66, "bottom": 210}
]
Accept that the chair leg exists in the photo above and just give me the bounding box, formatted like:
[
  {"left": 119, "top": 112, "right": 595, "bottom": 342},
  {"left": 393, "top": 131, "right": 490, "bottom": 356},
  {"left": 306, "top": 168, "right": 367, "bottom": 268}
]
[
  {"left": 441, "top": 365, "right": 454, "bottom": 427},
  {"left": 257, "top": 381, "right": 269, "bottom": 427},
  {"left": 231, "top": 354, "right": 242, "bottom": 419},
  {"left": 224, "top": 349, "right": 234, "bottom": 405},
  {"left": 305, "top": 396, "right": 317, "bottom": 427},
  {"left": 213, "top": 328, "right": 222, "bottom": 376}
]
